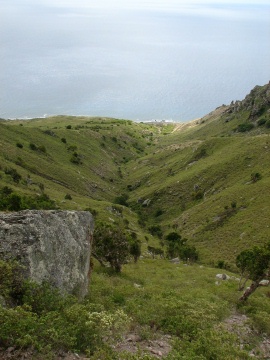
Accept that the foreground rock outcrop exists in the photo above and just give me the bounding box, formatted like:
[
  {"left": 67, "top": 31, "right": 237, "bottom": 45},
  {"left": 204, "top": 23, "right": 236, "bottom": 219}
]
[{"left": 0, "top": 210, "right": 94, "bottom": 298}]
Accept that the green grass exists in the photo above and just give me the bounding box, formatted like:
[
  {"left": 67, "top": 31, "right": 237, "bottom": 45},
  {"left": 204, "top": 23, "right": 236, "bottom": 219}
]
[{"left": 1, "top": 111, "right": 270, "bottom": 264}]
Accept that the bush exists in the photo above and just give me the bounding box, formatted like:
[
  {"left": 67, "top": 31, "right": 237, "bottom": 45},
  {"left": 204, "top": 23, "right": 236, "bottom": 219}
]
[
  {"left": 37, "top": 145, "right": 46, "bottom": 153},
  {"left": 65, "top": 194, "right": 72, "bottom": 200},
  {"left": 61, "top": 137, "right": 67, "bottom": 144},
  {"left": 251, "top": 172, "right": 262, "bottom": 183},
  {"left": 0, "top": 260, "right": 25, "bottom": 304},
  {"left": 266, "top": 119, "right": 270, "bottom": 128},
  {"left": 237, "top": 123, "right": 255, "bottom": 132},
  {"left": 148, "top": 225, "right": 163, "bottom": 239},
  {"left": 257, "top": 118, "right": 266, "bottom": 126},
  {"left": 70, "top": 152, "right": 82, "bottom": 164},
  {"left": 67, "top": 145, "right": 77, "bottom": 152},
  {"left": 154, "top": 209, "right": 164, "bottom": 217},
  {"left": 66, "top": 125, "right": 72, "bottom": 129},
  {"left": 4, "top": 167, "right": 22, "bottom": 183},
  {"left": 0, "top": 187, "right": 56, "bottom": 211},
  {"left": 29, "top": 143, "right": 37, "bottom": 150},
  {"left": 16, "top": 142, "right": 23, "bottom": 148},
  {"left": 114, "top": 193, "right": 129, "bottom": 207}
]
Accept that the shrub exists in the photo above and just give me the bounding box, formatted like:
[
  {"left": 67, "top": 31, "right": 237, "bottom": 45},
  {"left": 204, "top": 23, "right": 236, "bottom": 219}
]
[
  {"left": 37, "top": 145, "right": 46, "bottom": 153},
  {"left": 61, "top": 137, "right": 67, "bottom": 143},
  {"left": 16, "top": 142, "right": 23, "bottom": 148},
  {"left": 129, "top": 240, "right": 141, "bottom": 263},
  {"left": 251, "top": 172, "right": 262, "bottom": 183},
  {"left": 148, "top": 225, "right": 163, "bottom": 239},
  {"left": 0, "top": 260, "right": 25, "bottom": 304},
  {"left": 66, "top": 125, "right": 72, "bottom": 129},
  {"left": 4, "top": 167, "right": 22, "bottom": 183},
  {"left": 67, "top": 145, "right": 77, "bottom": 152},
  {"left": 70, "top": 152, "right": 82, "bottom": 164},
  {"left": 237, "top": 123, "right": 255, "bottom": 132},
  {"left": 154, "top": 209, "right": 164, "bottom": 217},
  {"left": 114, "top": 193, "right": 129, "bottom": 207},
  {"left": 257, "top": 118, "right": 266, "bottom": 126},
  {"left": 192, "top": 190, "right": 204, "bottom": 200},
  {"left": 266, "top": 119, "right": 270, "bottom": 128},
  {"left": 65, "top": 194, "right": 72, "bottom": 200},
  {"left": 29, "top": 143, "right": 37, "bottom": 150}
]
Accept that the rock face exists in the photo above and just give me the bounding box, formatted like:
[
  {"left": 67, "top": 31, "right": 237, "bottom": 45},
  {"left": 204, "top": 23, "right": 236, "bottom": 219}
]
[{"left": 0, "top": 210, "right": 94, "bottom": 298}]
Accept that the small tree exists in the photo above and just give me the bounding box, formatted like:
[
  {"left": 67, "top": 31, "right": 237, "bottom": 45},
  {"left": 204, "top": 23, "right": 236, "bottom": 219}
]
[
  {"left": 93, "top": 223, "right": 130, "bottom": 272},
  {"left": 165, "top": 232, "right": 186, "bottom": 258},
  {"left": 236, "top": 242, "right": 270, "bottom": 301}
]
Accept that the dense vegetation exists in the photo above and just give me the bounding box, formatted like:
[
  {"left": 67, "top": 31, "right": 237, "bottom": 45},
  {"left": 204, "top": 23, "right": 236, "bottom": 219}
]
[{"left": 0, "top": 82, "right": 270, "bottom": 358}]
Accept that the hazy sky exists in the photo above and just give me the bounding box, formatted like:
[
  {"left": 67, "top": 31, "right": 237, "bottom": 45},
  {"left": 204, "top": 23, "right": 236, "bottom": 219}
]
[
  {"left": 0, "top": 0, "right": 269, "bottom": 120},
  {"left": 2, "top": 0, "right": 268, "bottom": 22}
]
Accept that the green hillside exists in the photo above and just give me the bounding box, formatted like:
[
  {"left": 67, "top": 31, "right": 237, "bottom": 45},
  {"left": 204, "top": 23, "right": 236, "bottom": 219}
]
[
  {"left": 1, "top": 82, "right": 270, "bottom": 359},
  {"left": 1, "top": 82, "right": 270, "bottom": 266}
]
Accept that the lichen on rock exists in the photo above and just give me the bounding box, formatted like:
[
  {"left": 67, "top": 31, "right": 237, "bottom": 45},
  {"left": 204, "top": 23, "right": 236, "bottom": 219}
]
[{"left": 0, "top": 210, "right": 94, "bottom": 298}]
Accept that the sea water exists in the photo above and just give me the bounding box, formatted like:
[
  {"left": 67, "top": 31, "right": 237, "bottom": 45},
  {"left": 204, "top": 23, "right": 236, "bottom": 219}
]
[{"left": 0, "top": 1, "right": 269, "bottom": 121}]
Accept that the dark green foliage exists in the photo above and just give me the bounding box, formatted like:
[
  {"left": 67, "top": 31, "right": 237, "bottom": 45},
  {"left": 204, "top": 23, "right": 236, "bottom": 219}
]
[
  {"left": 29, "top": 142, "right": 37, "bottom": 150},
  {"left": 179, "top": 245, "right": 199, "bottom": 262},
  {"left": 236, "top": 123, "right": 255, "bottom": 132},
  {"left": 257, "top": 118, "right": 266, "bottom": 126},
  {"left": 37, "top": 145, "right": 46, "bottom": 153},
  {"left": 147, "top": 245, "right": 164, "bottom": 258},
  {"left": 266, "top": 119, "right": 270, "bottom": 128},
  {"left": 192, "top": 190, "right": 204, "bottom": 200},
  {"left": 84, "top": 207, "right": 98, "bottom": 216},
  {"left": 67, "top": 145, "right": 77, "bottom": 151},
  {"left": 164, "top": 232, "right": 198, "bottom": 262},
  {"left": 4, "top": 167, "right": 21, "bottom": 183},
  {"left": 114, "top": 193, "right": 129, "bottom": 207},
  {"left": 16, "top": 142, "right": 23, "bottom": 148},
  {"left": 66, "top": 125, "right": 72, "bottom": 129},
  {"left": 70, "top": 152, "right": 82, "bottom": 164},
  {"left": 93, "top": 222, "right": 130, "bottom": 272},
  {"left": 165, "top": 232, "right": 186, "bottom": 258},
  {"left": 236, "top": 242, "right": 270, "bottom": 300},
  {"left": 192, "top": 146, "right": 208, "bottom": 161},
  {"left": 0, "top": 187, "right": 56, "bottom": 211},
  {"left": 148, "top": 225, "right": 163, "bottom": 239},
  {"left": 129, "top": 240, "right": 141, "bottom": 263},
  {"left": 165, "top": 232, "right": 182, "bottom": 243},
  {"left": 0, "top": 260, "right": 25, "bottom": 304},
  {"left": 154, "top": 208, "right": 164, "bottom": 217},
  {"left": 251, "top": 172, "right": 262, "bottom": 183},
  {"left": 29, "top": 143, "right": 46, "bottom": 153},
  {"left": 21, "top": 281, "right": 76, "bottom": 315},
  {"left": 61, "top": 137, "right": 67, "bottom": 143},
  {"left": 217, "top": 260, "right": 225, "bottom": 269},
  {"left": 65, "top": 194, "right": 72, "bottom": 200}
]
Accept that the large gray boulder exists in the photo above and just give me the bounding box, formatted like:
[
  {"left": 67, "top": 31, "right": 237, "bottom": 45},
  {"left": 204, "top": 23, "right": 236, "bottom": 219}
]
[{"left": 0, "top": 210, "right": 94, "bottom": 298}]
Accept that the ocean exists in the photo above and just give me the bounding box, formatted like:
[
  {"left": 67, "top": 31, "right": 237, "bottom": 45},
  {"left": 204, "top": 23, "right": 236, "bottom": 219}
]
[{"left": 0, "top": 0, "right": 269, "bottom": 121}]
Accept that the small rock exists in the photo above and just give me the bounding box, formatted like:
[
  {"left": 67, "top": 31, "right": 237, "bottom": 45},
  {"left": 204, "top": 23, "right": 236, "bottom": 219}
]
[
  {"left": 216, "top": 273, "right": 230, "bottom": 280},
  {"left": 259, "top": 279, "right": 269, "bottom": 286},
  {"left": 127, "top": 334, "right": 141, "bottom": 342}
]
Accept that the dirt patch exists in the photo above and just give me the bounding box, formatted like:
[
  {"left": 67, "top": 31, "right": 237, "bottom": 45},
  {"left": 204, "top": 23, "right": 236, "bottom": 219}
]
[
  {"left": 114, "top": 333, "right": 172, "bottom": 358},
  {"left": 221, "top": 312, "right": 270, "bottom": 359}
]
